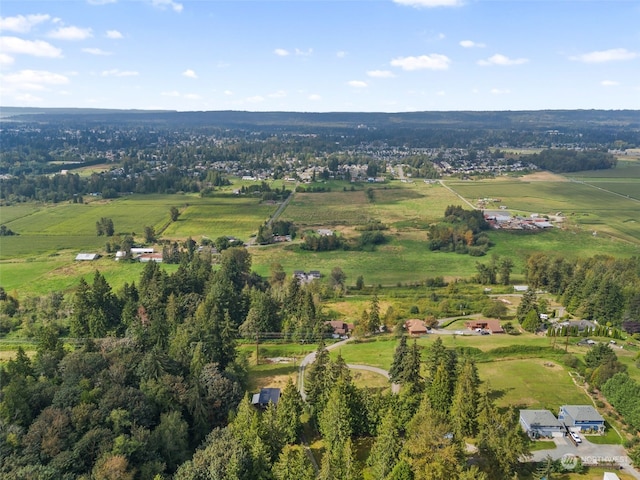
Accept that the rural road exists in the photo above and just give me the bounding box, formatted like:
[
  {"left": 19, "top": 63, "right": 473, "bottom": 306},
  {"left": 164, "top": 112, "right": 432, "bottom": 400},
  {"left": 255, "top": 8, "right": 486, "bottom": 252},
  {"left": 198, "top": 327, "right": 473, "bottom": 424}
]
[
  {"left": 439, "top": 180, "right": 477, "bottom": 210},
  {"left": 297, "top": 339, "right": 399, "bottom": 400},
  {"left": 247, "top": 181, "right": 298, "bottom": 246}
]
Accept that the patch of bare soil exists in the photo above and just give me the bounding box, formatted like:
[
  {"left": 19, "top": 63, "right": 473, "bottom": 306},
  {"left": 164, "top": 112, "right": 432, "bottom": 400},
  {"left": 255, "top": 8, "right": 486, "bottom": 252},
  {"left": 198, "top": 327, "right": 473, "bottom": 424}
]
[{"left": 520, "top": 171, "right": 568, "bottom": 182}]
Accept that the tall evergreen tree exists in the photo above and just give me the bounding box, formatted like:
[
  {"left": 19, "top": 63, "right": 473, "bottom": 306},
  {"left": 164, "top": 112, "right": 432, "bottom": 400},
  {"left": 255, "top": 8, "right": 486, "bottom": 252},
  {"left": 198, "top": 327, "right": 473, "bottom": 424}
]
[
  {"left": 389, "top": 335, "right": 408, "bottom": 383},
  {"left": 276, "top": 378, "right": 304, "bottom": 445},
  {"left": 450, "top": 357, "right": 480, "bottom": 438},
  {"left": 367, "top": 409, "right": 403, "bottom": 479},
  {"left": 273, "top": 445, "right": 315, "bottom": 480}
]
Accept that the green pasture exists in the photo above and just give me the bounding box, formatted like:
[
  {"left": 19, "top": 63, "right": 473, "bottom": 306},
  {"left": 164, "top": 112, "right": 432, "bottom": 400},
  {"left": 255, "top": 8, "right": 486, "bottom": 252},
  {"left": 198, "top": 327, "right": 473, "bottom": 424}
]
[
  {"left": 281, "top": 182, "right": 458, "bottom": 228},
  {"left": 3, "top": 197, "right": 172, "bottom": 236},
  {"left": 0, "top": 203, "right": 43, "bottom": 224},
  {"left": 249, "top": 237, "right": 484, "bottom": 286},
  {"left": 162, "top": 195, "right": 277, "bottom": 240},
  {"left": 1, "top": 256, "right": 180, "bottom": 297},
  {"left": 0, "top": 235, "right": 105, "bottom": 259}
]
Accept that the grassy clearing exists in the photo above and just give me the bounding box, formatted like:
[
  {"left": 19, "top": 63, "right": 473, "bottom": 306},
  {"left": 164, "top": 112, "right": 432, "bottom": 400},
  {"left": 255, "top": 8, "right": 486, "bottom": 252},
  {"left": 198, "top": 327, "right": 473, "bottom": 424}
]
[
  {"left": 476, "top": 358, "right": 591, "bottom": 410},
  {"left": 245, "top": 362, "right": 298, "bottom": 392}
]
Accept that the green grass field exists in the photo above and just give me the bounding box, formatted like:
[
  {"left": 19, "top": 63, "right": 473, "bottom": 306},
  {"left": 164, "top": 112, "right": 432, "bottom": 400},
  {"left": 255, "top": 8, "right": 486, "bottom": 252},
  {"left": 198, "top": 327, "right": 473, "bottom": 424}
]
[{"left": 3, "top": 170, "right": 640, "bottom": 294}]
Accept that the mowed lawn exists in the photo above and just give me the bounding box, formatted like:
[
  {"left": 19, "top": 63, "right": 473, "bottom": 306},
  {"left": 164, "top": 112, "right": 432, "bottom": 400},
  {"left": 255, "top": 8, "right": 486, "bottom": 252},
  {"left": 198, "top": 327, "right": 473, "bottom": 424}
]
[{"left": 477, "top": 358, "right": 591, "bottom": 410}]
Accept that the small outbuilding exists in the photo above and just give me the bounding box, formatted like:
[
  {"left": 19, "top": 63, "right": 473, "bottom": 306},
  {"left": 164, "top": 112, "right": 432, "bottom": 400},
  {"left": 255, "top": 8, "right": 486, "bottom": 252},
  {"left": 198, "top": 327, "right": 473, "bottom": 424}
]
[
  {"left": 75, "top": 253, "right": 99, "bottom": 261},
  {"left": 558, "top": 405, "right": 605, "bottom": 433},
  {"left": 251, "top": 388, "right": 281, "bottom": 408},
  {"left": 519, "top": 409, "right": 565, "bottom": 438}
]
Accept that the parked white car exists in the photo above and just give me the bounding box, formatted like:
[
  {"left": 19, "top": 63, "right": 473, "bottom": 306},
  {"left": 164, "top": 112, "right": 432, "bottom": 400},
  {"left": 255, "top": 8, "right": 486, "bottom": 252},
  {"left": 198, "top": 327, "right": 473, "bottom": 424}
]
[{"left": 570, "top": 432, "right": 582, "bottom": 443}]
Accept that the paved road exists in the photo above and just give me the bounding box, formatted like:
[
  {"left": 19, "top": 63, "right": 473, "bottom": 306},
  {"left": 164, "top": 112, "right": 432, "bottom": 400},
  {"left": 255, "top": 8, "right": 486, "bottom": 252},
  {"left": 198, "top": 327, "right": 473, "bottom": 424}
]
[{"left": 531, "top": 436, "right": 640, "bottom": 479}]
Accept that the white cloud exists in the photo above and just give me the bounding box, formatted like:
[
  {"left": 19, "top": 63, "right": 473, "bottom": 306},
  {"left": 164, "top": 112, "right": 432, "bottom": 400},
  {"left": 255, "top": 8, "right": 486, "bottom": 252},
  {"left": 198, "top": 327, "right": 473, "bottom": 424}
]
[
  {"left": 224, "top": 90, "right": 233, "bottom": 96},
  {"left": 0, "top": 36, "right": 62, "bottom": 57},
  {"left": 150, "top": 0, "right": 183, "bottom": 13},
  {"left": 83, "top": 48, "right": 112, "bottom": 56},
  {"left": 348, "top": 80, "right": 368, "bottom": 88},
  {"left": 246, "top": 95, "right": 265, "bottom": 103},
  {"left": 15, "top": 93, "right": 44, "bottom": 103},
  {"left": 268, "top": 90, "right": 286, "bottom": 98},
  {"left": 0, "top": 53, "right": 14, "bottom": 65},
  {"left": 460, "top": 40, "right": 485, "bottom": 48},
  {"left": 0, "top": 14, "right": 51, "bottom": 33},
  {"left": 391, "top": 54, "right": 451, "bottom": 71},
  {"left": 570, "top": 48, "right": 638, "bottom": 63},
  {"left": 101, "top": 69, "right": 139, "bottom": 77},
  {"left": 106, "top": 30, "right": 123, "bottom": 39},
  {"left": 184, "top": 93, "right": 201, "bottom": 100},
  {"left": 182, "top": 69, "right": 198, "bottom": 78},
  {"left": 161, "top": 90, "right": 181, "bottom": 97},
  {"left": 308, "top": 94, "right": 321, "bottom": 101},
  {"left": 437, "top": 90, "right": 445, "bottom": 96},
  {"left": 336, "top": 51, "right": 347, "bottom": 58},
  {"left": 1, "top": 69, "right": 69, "bottom": 91},
  {"left": 88, "top": 0, "right": 118, "bottom": 5},
  {"left": 48, "top": 26, "right": 93, "bottom": 40},
  {"left": 295, "top": 48, "right": 313, "bottom": 56},
  {"left": 393, "top": 0, "right": 464, "bottom": 7},
  {"left": 601, "top": 80, "right": 619, "bottom": 87},
  {"left": 367, "top": 70, "right": 395, "bottom": 78},
  {"left": 478, "top": 54, "right": 528, "bottom": 66},
  {"left": 274, "top": 48, "right": 290, "bottom": 56},
  {"left": 491, "top": 88, "right": 511, "bottom": 95}
]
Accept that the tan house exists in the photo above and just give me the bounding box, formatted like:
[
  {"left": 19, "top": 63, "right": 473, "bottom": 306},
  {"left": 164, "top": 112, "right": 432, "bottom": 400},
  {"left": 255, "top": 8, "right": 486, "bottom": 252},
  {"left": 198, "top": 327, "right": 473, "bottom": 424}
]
[{"left": 405, "top": 319, "right": 428, "bottom": 336}]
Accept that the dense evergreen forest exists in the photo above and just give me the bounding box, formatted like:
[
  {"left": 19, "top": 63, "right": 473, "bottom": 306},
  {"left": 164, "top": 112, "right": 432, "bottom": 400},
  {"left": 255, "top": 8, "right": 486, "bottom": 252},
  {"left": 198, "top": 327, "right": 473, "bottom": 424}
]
[{"left": 2, "top": 246, "right": 640, "bottom": 478}]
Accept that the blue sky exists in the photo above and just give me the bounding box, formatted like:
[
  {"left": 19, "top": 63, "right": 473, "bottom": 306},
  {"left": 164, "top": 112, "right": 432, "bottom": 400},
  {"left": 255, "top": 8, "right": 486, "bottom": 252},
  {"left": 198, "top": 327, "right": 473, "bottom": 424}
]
[{"left": 1, "top": 0, "right": 639, "bottom": 112}]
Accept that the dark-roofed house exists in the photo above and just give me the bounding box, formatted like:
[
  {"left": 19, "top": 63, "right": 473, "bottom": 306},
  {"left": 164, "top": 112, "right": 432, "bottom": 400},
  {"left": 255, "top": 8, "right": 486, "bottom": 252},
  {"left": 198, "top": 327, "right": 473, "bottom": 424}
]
[
  {"left": 558, "top": 405, "right": 605, "bottom": 433},
  {"left": 251, "top": 388, "right": 281, "bottom": 409},
  {"left": 405, "top": 319, "right": 428, "bottom": 336},
  {"left": 519, "top": 409, "right": 565, "bottom": 438}
]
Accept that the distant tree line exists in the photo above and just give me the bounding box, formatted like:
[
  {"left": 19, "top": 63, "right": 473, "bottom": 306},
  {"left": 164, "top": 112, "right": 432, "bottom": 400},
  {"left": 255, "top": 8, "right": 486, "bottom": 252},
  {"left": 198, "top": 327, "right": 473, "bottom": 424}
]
[{"left": 522, "top": 148, "right": 617, "bottom": 173}]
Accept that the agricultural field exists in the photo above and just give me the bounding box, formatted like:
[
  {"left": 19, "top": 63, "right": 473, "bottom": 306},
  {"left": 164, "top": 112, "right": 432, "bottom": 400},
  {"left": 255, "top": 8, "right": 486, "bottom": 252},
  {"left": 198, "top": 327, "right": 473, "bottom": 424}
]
[
  {"left": 3, "top": 170, "right": 640, "bottom": 294},
  {"left": 445, "top": 173, "right": 640, "bottom": 245},
  {"left": 162, "top": 194, "right": 277, "bottom": 240},
  {"left": 282, "top": 181, "right": 457, "bottom": 228}
]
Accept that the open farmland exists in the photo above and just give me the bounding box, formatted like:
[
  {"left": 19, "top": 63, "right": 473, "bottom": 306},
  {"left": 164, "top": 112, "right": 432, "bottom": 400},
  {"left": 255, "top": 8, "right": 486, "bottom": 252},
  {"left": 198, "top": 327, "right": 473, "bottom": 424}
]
[
  {"left": 445, "top": 174, "right": 640, "bottom": 244},
  {"left": 281, "top": 181, "right": 458, "bottom": 228},
  {"left": 162, "top": 194, "right": 277, "bottom": 240}
]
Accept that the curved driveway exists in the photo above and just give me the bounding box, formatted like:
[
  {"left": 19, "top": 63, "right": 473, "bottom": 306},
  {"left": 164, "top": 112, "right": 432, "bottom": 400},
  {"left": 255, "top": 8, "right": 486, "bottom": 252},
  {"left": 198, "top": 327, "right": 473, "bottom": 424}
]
[{"left": 298, "top": 339, "right": 399, "bottom": 399}]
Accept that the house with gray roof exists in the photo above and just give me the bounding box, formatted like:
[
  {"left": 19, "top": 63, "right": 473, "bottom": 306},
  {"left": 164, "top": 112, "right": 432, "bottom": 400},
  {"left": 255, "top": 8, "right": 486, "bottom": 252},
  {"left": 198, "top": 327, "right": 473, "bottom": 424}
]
[
  {"left": 558, "top": 405, "right": 605, "bottom": 433},
  {"left": 519, "top": 409, "right": 565, "bottom": 438}
]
